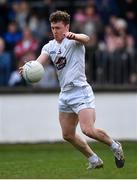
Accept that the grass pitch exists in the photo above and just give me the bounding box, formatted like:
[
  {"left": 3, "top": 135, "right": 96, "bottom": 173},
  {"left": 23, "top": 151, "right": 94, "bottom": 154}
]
[{"left": 0, "top": 141, "right": 136, "bottom": 179}]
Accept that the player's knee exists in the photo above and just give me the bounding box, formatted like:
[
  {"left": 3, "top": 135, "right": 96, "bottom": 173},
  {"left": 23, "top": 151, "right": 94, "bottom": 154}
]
[
  {"left": 62, "top": 133, "right": 74, "bottom": 142},
  {"left": 81, "top": 127, "right": 95, "bottom": 138}
]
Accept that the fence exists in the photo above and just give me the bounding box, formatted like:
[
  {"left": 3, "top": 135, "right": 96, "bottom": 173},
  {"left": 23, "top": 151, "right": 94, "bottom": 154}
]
[{"left": 86, "top": 48, "right": 137, "bottom": 86}]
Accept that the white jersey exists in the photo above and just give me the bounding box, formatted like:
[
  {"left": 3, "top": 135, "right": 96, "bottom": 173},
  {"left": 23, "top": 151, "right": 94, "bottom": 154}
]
[{"left": 41, "top": 38, "right": 88, "bottom": 91}]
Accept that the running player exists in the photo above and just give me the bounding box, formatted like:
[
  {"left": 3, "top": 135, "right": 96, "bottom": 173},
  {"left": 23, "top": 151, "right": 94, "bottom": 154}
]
[{"left": 20, "top": 10, "right": 125, "bottom": 169}]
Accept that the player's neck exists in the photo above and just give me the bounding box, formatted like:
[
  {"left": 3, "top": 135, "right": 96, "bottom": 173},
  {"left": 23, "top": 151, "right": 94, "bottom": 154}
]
[{"left": 56, "top": 37, "right": 65, "bottom": 44}]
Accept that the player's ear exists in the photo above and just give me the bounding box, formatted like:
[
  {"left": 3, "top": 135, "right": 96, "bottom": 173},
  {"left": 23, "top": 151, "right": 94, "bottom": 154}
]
[{"left": 66, "top": 24, "right": 70, "bottom": 31}]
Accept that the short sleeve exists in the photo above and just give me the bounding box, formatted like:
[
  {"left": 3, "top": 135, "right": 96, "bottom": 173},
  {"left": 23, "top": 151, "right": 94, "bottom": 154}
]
[
  {"left": 41, "top": 43, "right": 50, "bottom": 56},
  {"left": 74, "top": 40, "right": 83, "bottom": 48}
]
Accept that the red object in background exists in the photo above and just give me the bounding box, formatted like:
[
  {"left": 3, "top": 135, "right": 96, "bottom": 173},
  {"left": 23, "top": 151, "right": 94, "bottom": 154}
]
[{"left": 14, "top": 38, "right": 38, "bottom": 58}]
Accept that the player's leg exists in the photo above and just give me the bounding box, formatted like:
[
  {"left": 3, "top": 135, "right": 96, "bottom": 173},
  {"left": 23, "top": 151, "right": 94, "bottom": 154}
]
[
  {"left": 59, "top": 111, "right": 94, "bottom": 157},
  {"left": 59, "top": 111, "right": 103, "bottom": 169},
  {"left": 78, "top": 108, "right": 125, "bottom": 168},
  {"left": 78, "top": 108, "right": 113, "bottom": 145}
]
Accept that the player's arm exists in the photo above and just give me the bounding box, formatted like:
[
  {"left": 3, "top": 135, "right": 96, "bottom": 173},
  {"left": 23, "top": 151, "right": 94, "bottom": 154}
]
[
  {"left": 64, "top": 32, "right": 90, "bottom": 44},
  {"left": 36, "top": 53, "right": 49, "bottom": 66},
  {"left": 19, "top": 54, "right": 49, "bottom": 75}
]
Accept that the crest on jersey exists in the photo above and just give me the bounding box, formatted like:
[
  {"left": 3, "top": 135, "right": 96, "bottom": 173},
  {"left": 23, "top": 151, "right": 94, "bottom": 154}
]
[{"left": 54, "top": 56, "right": 66, "bottom": 70}]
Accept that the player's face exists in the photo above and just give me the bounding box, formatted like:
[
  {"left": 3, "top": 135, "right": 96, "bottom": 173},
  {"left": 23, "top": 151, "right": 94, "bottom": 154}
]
[{"left": 51, "top": 21, "right": 69, "bottom": 42}]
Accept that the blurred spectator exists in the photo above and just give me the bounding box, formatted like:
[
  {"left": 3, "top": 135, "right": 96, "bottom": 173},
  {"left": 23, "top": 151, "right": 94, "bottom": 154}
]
[
  {"left": 95, "top": 14, "right": 136, "bottom": 85},
  {"left": 118, "top": 0, "right": 137, "bottom": 17},
  {"left": 20, "top": 50, "right": 37, "bottom": 62},
  {"left": 118, "top": 0, "right": 137, "bottom": 43},
  {"left": 43, "top": 0, "right": 56, "bottom": 17},
  {"left": 104, "top": 16, "right": 135, "bottom": 51},
  {"left": 0, "top": 0, "right": 9, "bottom": 36},
  {"left": 82, "top": 5, "right": 102, "bottom": 83},
  {"left": 126, "top": 35, "right": 135, "bottom": 53},
  {"left": 17, "top": 0, "right": 30, "bottom": 29},
  {"left": 0, "top": 0, "right": 137, "bottom": 87},
  {"left": 126, "top": 37, "right": 137, "bottom": 84},
  {"left": 109, "top": 15, "right": 118, "bottom": 29},
  {"left": 3, "top": 21, "right": 22, "bottom": 51},
  {"left": 11, "top": 0, "right": 30, "bottom": 30},
  {"left": 113, "top": 18, "right": 128, "bottom": 36},
  {"left": 109, "top": 35, "right": 130, "bottom": 84},
  {"left": 14, "top": 26, "right": 38, "bottom": 59},
  {"left": 83, "top": 5, "right": 103, "bottom": 37},
  {"left": 96, "top": 0, "right": 120, "bottom": 24},
  {"left": 103, "top": 25, "right": 117, "bottom": 52},
  {"left": 72, "top": 8, "right": 86, "bottom": 33},
  {"left": 0, "top": 37, "right": 12, "bottom": 86},
  {"left": 8, "top": 58, "right": 26, "bottom": 86},
  {"left": 8, "top": 51, "right": 36, "bottom": 86},
  {"left": 28, "top": 12, "right": 49, "bottom": 41}
]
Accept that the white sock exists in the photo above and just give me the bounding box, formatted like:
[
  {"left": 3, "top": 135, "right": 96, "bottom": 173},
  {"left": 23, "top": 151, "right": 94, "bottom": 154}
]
[
  {"left": 88, "top": 153, "right": 99, "bottom": 163},
  {"left": 110, "top": 140, "right": 119, "bottom": 150}
]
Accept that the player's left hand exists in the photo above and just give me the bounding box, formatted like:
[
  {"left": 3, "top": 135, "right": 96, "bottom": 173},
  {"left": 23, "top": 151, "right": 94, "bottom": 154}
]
[{"left": 64, "top": 32, "right": 76, "bottom": 40}]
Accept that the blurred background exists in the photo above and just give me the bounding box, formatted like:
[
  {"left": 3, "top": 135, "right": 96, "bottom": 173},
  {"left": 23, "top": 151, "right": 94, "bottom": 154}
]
[
  {"left": 0, "top": 0, "right": 137, "bottom": 88},
  {"left": 0, "top": 0, "right": 136, "bottom": 143}
]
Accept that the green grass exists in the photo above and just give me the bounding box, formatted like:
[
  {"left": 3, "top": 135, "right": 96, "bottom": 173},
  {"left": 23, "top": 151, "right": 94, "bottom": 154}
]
[{"left": 0, "top": 141, "right": 136, "bottom": 179}]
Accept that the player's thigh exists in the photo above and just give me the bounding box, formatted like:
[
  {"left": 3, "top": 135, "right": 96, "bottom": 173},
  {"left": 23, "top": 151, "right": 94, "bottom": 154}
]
[
  {"left": 59, "top": 112, "right": 78, "bottom": 135},
  {"left": 78, "top": 108, "right": 96, "bottom": 130}
]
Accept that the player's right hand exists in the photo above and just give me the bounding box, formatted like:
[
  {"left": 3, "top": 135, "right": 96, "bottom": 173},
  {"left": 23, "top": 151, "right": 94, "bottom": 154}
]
[
  {"left": 19, "top": 67, "right": 23, "bottom": 75},
  {"left": 18, "top": 60, "right": 28, "bottom": 75}
]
